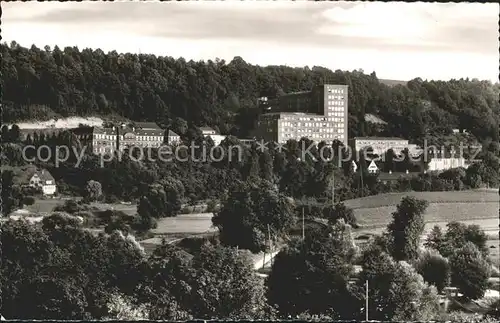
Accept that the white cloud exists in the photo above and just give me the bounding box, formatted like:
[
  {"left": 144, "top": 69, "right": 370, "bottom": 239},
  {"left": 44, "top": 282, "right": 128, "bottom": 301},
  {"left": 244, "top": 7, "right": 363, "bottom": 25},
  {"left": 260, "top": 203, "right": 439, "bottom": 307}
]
[
  {"left": 2, "top": 1, "right": 498, "bottom": 82},
  {"left": 319, "top": 3, "right": 430, "bottom": 41}
]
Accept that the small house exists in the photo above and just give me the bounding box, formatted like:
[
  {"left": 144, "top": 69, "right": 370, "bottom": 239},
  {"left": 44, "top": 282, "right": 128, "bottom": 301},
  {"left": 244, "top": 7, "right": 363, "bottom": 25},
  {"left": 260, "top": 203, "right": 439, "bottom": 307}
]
[
  {"left": 367, "top": 160, "right": 379, "bottom": 174},
  {"left": 167, "top": 129, "right": 181, "bottom": 145},
  {"left": 26, "top": 169, "right": 57, "bottom": 196}
]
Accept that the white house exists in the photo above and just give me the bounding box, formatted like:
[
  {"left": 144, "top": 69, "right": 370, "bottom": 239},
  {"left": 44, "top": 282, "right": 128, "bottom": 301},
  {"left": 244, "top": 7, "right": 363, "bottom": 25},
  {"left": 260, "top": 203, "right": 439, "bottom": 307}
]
[
  {"left": 167, "top": 129, "right": 181, "bottom": 145},
  {"left": 428, "top": 158, "right": 468, "bottom": 172},
  {"left": 200, "top": 127, "right": 226, "bottom": 146},
  {"left": 367, "top": 160, "right": 379, "bottom": 174},
  {"left": 200, "top": 126, "right": 217, "bottom": 136},
  {"left": 27, "top": 169, "right": 57, "bottom": 195},
  {"left": 208, "top": 135, "right": 227, "bottom": 146}
]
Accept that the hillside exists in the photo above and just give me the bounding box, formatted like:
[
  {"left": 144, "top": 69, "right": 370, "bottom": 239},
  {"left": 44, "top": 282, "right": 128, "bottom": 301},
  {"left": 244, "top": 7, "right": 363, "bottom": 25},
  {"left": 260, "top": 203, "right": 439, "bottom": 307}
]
[
  {"left": 343, "top": 189, "right": 499, "bottom": 232},
  {"left": 343, "top": 190, "right": 499, "bottom": 210},
  {"left": 379, "top": 79, "right": 408, "bottom": 87},
  {"left": 2, "top": 42, "right": 499, "bottom": 143}
]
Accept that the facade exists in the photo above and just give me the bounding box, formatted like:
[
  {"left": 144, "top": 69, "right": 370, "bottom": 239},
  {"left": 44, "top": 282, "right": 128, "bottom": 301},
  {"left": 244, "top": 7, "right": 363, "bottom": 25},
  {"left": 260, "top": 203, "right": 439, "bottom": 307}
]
[
  {"left": 350, "top": 137, "right": 420, "bottom": 156},
  {"left": 71, "top": 122, "right": 164, "bottom": 155},
  {"left": 427, "top": 158, "right": 468, "bottom": 172},
  {"left": 254, "top": 84, "right": 349, "bottom": 145},
  {"left": 209, "top": 135, "right": 227, "bottom": 146},
  {"left": 200, "top": 127, "right": 217, "bottom": 136},
  {"left": 367, "top": 160, "right": 379, "bottom": 173},
  {"left": 167, "top": 130, "right": 181, "bottom": 145},
  {"left": 26, "top": 169, "right": 57, "bottom": 195},
  {"left": 200, "top": 127, "right": 226, "bottom": 146}
]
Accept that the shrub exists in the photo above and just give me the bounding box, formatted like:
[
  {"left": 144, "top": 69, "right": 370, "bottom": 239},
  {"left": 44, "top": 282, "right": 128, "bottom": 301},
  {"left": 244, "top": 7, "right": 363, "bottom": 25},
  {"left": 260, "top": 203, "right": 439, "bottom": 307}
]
[
  {"left": 414, "top": 249, "right": 451, "bottom": 292},
  {"left": 205, "top": 199, "right": 218, "bottom": 213},
  {"left": 22, "top": 196, "right": 36, "bottom": 206},
  {"left": 449, "top": 242, "right": 490, "bottom": 300}
]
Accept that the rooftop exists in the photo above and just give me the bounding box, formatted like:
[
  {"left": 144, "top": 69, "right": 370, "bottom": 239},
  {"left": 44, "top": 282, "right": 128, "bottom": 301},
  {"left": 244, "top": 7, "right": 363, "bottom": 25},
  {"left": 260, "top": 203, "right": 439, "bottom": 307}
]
[
  {"left": 168, "top": 129, "right": 180, "bottom": 137},
  {"left": 353, "top": 137, "right": 408, "bottom": 141},
  {"left": 261, "top": 112, "right": 323, "bottom": 117},
  {"left": 364, "top": 113, "right": 388, "bottom": 125},
  {"left": 133, "top": 122, "right": 161, "bottom": 130},
  {"left": 378, "top": 172, "right": 419, "bottom": 181}
]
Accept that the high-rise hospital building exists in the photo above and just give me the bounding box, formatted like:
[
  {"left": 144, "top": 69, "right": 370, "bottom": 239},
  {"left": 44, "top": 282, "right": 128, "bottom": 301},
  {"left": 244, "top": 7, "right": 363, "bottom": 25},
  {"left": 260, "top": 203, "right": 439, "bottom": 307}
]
[{"left": 254, "top": 84, "right": 348, "bottom": 145}]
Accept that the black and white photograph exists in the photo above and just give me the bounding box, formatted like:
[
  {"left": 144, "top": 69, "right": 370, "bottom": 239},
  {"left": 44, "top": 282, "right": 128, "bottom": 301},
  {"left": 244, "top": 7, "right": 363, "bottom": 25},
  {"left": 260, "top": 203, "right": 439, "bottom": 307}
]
[{"left": 1, "top": 0, "right": 499, "bottom": 322}]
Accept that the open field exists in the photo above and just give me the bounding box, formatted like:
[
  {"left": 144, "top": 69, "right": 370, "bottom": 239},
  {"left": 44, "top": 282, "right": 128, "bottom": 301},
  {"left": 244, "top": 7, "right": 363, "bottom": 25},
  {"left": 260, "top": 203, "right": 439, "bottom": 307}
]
[
  {"left": 343, "top": 190, "right": 498, "bottom": 210},
  {"left": 25, "top": 198, "right": 71, "bottom": 213},
  {"left": 353, "top": 202, "right": 498, "bottom": 229},
  {"left": 153, "top": 213, "right": 215, "bottom": 235},
  {"left": 346, "top": 190, "right": 499, "bottom": 265}
]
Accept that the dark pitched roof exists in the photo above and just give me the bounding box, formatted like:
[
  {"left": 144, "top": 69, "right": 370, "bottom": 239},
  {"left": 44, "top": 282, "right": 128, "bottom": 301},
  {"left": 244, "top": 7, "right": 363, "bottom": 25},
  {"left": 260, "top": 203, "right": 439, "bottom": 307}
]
[
  {"left": 364, "top": 113, "right": 388, "bottom": 125},
  {"left": 353, "top": 137, "right": 408, "bottom": 141},
  {"left": 200, "top": 126, "right": 215, "bottom": 131},
  {"left": 168, "top": 130, "right": 179, "bottom": 137},
  {"left": 19, "top": 166, "right": 55, "bottom": 184},
  {"left": 378, "top": 172, "right": 419, "bottom": 181},
  {"left": 134, "top": 122, "right": 161, "bottom": 130}
]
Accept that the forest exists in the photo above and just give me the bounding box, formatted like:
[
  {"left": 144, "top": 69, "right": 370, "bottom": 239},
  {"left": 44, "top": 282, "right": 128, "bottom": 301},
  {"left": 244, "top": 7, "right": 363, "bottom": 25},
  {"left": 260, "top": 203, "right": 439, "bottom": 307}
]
[{"left": 2, "top": 41, "right": 499, "bottom": 146}]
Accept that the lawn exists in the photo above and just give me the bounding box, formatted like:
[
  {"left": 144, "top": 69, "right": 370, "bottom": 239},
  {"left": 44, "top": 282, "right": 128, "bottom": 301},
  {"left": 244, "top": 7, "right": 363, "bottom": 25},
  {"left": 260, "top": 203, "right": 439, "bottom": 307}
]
[
  {"left": 24, "top": 198, "right": 134, "bottom": 215},
  {"left": 25, "top": 198, "right": 68, "bottom": 213},
  {"left": 343, "top": 190, "right": 498, "bottom": 210},
  {"left": 152, "top": 213, "right": 215, "bottom": 235},
  {"left": 353, "top": 202, "right": 498, "bottom": 229},
  {"left": 346, "top": 190, "right": 499, "bottom": 265}
]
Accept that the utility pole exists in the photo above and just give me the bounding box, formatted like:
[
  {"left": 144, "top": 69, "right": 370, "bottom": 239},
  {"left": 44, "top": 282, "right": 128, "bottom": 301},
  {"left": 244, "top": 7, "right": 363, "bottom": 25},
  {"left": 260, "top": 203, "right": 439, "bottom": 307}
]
[
  {"left": 332, "top": 169, "right": 335, "bottom": 206},
  {"left": 267, "top": 223, "right": 273, "bottom": 266},
  {"left": 302, "top": 207, "right": 305, "bottom": 240},
  {"left": 360, "top": 167, "right": 364, "bottom": 198},
  {"left": 365, "top": 280, "right": 369, "bottom": 322}
]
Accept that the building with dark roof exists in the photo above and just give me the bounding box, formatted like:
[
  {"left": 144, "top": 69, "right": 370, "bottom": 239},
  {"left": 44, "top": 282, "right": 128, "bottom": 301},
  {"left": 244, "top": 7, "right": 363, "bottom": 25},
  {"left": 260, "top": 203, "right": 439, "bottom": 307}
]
[
  {"left": 254, "top": 84, "right": 348, "bottom": 145},
  {"left": 167, "top": 130, "right": 181, "bottom": 145},
  {"left": 23, "top": 168, "right": 57, "bottom": 196},
  {"left": 71, "top": 123, "right": 165, "bottom": 155},
  {"left": 134, "top": 122, "right": 162, "bottom": 130},
  {"left": 349, "top": 137, "right": 421, "bottom": 156}
]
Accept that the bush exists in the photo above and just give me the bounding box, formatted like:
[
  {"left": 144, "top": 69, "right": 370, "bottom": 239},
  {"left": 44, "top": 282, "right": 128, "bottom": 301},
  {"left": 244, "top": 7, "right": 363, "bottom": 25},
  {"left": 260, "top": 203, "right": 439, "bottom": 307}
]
[
  {"left": 180, "top": 206, "right": 194, "bottom": 214},
  {"left": 205, "top": 200, "right": 219, "bottom": 213},
  {"left": 449, "top": 242, "right": 490, "bottom": 300},
  {"left": 414, "top": 249, "right": 450, "bottom": 292},
  {"left": 22, "top": 196, "right": 36, "bottom": 206},
  {"left": 75, "top": 211, "right": 98, "bottom": 228},
  {"left": 53, "top": 199, "right": 81, "bottom": 214}
]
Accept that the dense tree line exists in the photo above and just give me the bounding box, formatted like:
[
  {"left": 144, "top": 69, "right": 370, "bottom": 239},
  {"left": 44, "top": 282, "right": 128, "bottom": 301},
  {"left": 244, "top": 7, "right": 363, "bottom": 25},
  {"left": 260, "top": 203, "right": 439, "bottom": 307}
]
[
  {"left": 2, "top": 42, "right": 499, "bottom": 144},
  {"left": 2, "top": 192, "right": 497, "bottom": 321},
  {"left": 2, "top": 130, "right": 498, "bottom": 218}
]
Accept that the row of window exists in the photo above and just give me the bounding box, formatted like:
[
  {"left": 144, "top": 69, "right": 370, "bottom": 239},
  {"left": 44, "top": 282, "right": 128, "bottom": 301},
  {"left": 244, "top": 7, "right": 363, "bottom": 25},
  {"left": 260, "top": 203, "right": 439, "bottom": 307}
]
[
  {"left": 281, "top": 128, "right": 344, "bottom": 135},
  {"left": 294, "top": 127, "right": 345, "bottom": 133},
  {"left": 326, "top": 111, "right": 345, "bottom": 117},
  {"left": 326, "top": 88, "right": 345, "bottom": 94},
  {"left": 327, "top": 100, "right": 345, "bottom": 106},
  {"left": 94, "top": 134, "right": 163, "bottom": 141},
  {"left": 282, "top": 133, "right": 345, "bottom": 140},
  {"left": 327, "top": 95, "right": 345, "bottom": 100},
  {"left": 281, "top": 116, "right": 325, "bottom": 122},
  {"left": 93, "top": 141, "right": 163, "bottom": 148}
]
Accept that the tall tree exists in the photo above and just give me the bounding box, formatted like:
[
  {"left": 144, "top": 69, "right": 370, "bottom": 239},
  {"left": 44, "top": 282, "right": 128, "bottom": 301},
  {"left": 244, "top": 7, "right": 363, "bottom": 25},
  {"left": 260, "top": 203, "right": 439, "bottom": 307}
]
[
  {"left": 266, "top": 222, "right": 357, "bottom": 318},
  {"left": 387, "top": 197, "right": 428, "bottom": 261}
]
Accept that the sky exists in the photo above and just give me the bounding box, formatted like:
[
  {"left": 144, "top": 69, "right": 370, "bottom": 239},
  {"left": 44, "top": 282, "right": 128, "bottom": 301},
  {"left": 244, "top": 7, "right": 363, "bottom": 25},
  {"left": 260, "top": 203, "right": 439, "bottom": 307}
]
[{"left": 2, "top": 1, "right": 499, "bottom": 82}]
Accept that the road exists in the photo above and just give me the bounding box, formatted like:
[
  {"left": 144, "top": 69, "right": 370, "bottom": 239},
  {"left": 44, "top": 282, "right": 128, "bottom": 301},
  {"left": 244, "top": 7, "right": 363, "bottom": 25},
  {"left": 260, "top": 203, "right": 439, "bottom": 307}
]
[{"left": 253, "top": 249, "right": 280, "bottom": 271}]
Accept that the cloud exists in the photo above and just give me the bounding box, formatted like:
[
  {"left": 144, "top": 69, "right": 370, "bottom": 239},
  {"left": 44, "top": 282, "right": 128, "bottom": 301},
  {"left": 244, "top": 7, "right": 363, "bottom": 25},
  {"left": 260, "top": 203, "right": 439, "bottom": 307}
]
[
  {"left": 4, "top": 1, "right": 497, "bottom": 54},
  {"left": 2, "top": 1, "right": 498, "bottom": 82}
]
